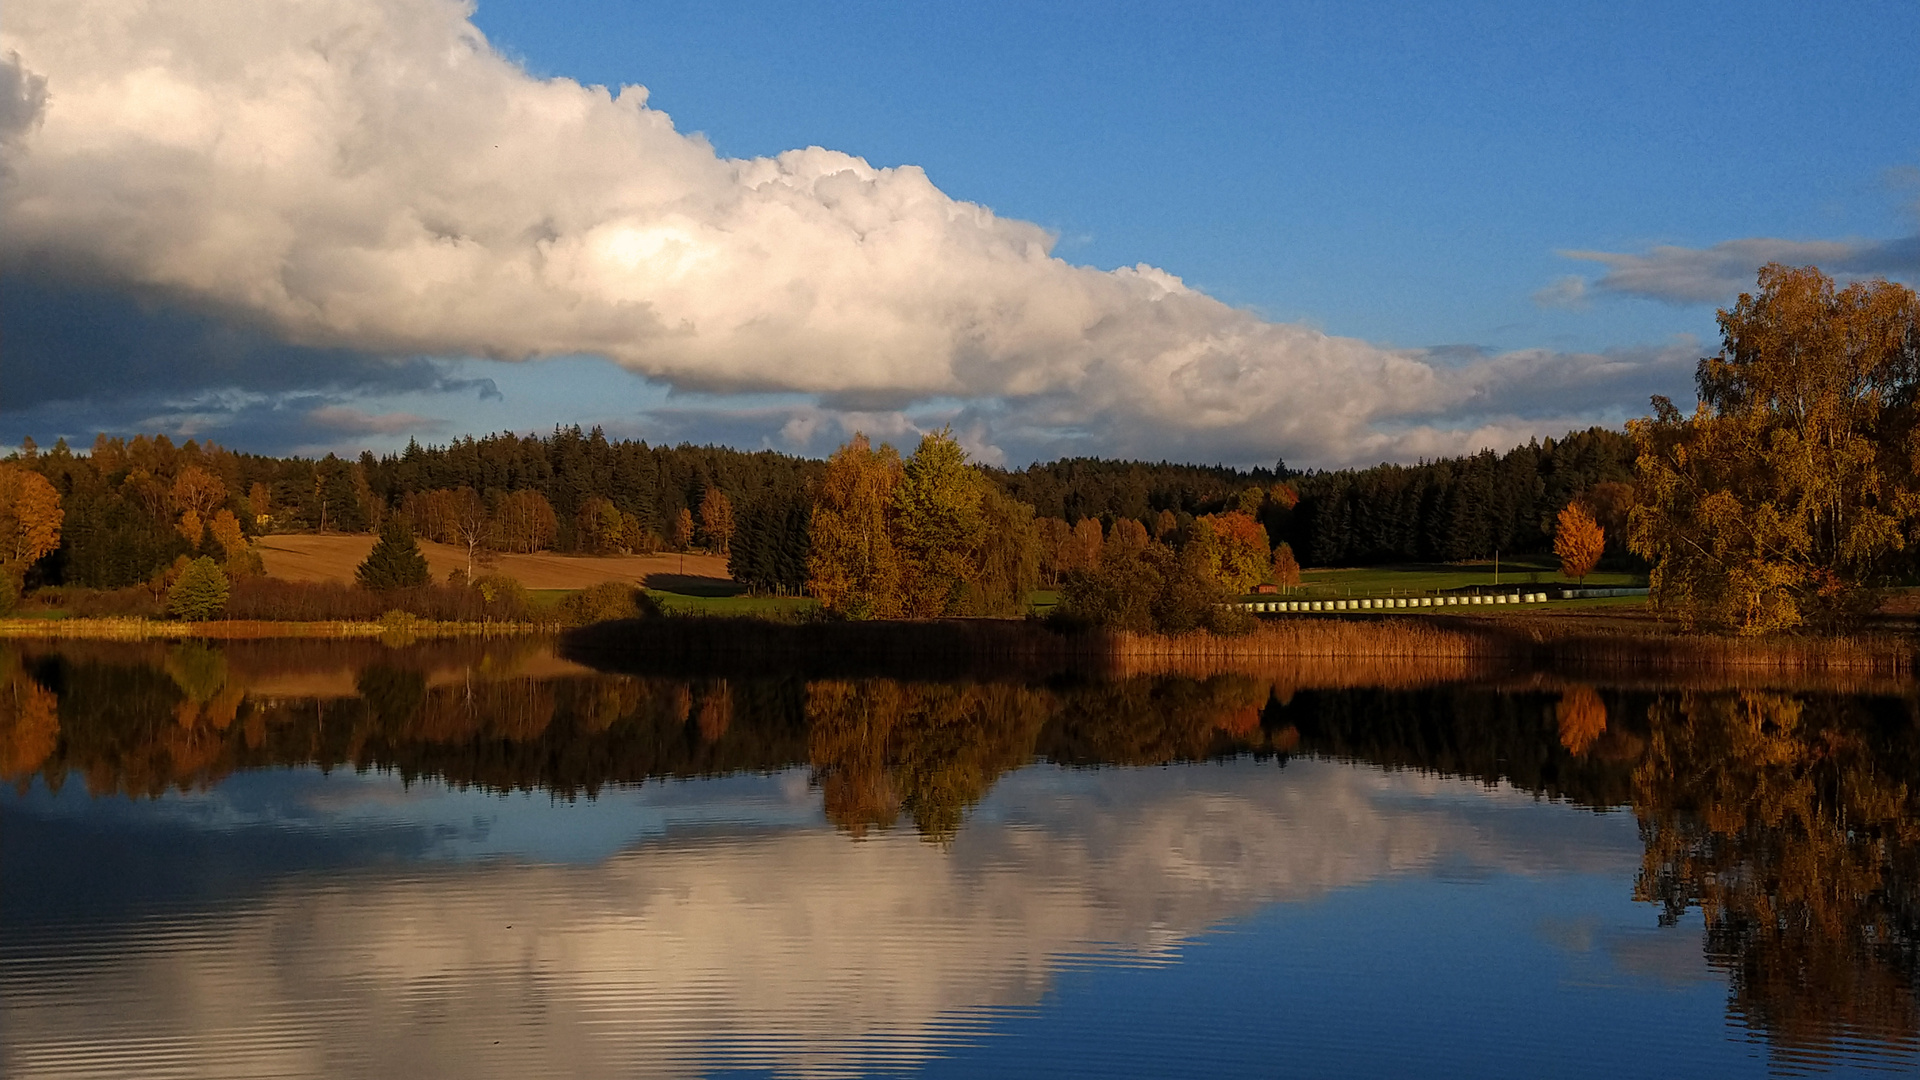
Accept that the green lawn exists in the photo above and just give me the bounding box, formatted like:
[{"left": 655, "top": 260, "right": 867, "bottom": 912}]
[
  {"left": 1287, "top": 557, "right": 1644, "bottom": 599},
  {"left": 642, "top": 589, "right": 819, "bottom": 617}
]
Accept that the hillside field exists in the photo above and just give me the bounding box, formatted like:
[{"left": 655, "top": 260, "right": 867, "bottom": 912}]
[{"left": 257, "top": 534, "right": 733, "bottom": 591}]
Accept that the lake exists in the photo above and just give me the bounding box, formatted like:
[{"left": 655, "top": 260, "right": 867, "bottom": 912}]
[{"left": 2, "top": 637, "right": 1916, "bottom": 1078}]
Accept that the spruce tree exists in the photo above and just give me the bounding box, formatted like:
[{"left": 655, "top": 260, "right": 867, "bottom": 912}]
[
  {"left": 356, "top": 517, "right": 430, "bottom": 591},
  {"left": 167, "top": 556, "right": 229, "bottom": 621}
]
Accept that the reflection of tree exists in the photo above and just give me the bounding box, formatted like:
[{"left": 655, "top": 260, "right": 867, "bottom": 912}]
[
  {"left": 1633, "top": 691, "right": 1920, "bottom": 1056},
  {"left": 1037, "top": 675, "right": 1283, "bottom": 767},
  {"left": 0, "top": 646, "right": 59, "bottom": 783},
  {"left": 1555, "top": 685, "right": 1607, "bottom": 756},
  {"left": 806, "top": 680, "right": 1053, "bottom": 840},
  {"left": 1282, "top": 686, "right": 1640, "bottom": 808}
]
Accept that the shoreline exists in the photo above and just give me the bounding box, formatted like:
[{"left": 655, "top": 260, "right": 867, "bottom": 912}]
[
  {"left": 0, "top": 617, "right": 540, "bottom": 641},
  {"left": 9, "top": 611, "right": 1912, "bottom": 680},
  {"left": 562, "top": 613, "right": 1919, "bottom": 680}
]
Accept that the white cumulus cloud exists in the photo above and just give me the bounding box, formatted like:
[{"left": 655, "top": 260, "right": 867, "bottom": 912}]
[{"left": 2, "top": 0, "right": 1676, "bottom": 466}]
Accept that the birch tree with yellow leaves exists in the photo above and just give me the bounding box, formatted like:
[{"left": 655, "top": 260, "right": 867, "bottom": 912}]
[
  {"left": 806, "top": 434, "right": 905, "bottom": 619},
  {"left": 1630, "top": 264, "right": 1920, "bottom": 633},
  {"left": 0, "top": 464, "right": 62, "bottom": 584}
]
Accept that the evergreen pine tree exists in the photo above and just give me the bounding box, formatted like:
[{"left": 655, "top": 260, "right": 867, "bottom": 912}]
[
  {"left": 167, "top": 556, "right": 230, "bottom": 621},
  {"left": 356, "top": 517, "right": 430, "bottom": 590}
]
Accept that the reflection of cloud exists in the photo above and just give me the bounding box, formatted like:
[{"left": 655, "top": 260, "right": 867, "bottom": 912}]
[
  {"left": 1537, "top": 915, "right": 1713, "bottom": 989},
  {"left": 0, "top": 761, "right": 1640, "bottom": 1079}
]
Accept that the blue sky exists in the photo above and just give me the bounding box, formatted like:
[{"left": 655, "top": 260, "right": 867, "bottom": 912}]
[
  {"left": 474, "top": 0, "right": 1920, "bottom": 348},
  {"left": 3, "top": 0, "right": 1916, "bottom": 466}
]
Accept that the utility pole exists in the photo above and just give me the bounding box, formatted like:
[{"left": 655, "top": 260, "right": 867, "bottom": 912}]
[{"left": 1493, "top": 549, "right": 1499, "bottom": 587}]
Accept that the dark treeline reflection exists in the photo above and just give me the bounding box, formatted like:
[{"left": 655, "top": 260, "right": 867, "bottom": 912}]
[
  {"left": 0, "top": 641, "right": 1284, "bottom": 830},
  {"left": 3, "top": 639, "right": 1919, "bottom": 1060}
]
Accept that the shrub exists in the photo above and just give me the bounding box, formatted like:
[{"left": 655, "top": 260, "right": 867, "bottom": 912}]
[
  {"left": 167, "top": 556, "right": 230, "bottom": 621},
  {"left": 560, "top": 581, "right": 643, "bottom": 626},
  {"left": 223, "top": 577, "right": 531, "bottom": 622},
  {"left": 471, "top": 574, "right": 531, "bottom": 622},
  {"left": 25, "top": 585, "right": 164, "bottom": 618},
  {"left": 1058, "top": 539, "right": 1239, "bottom": 633}
]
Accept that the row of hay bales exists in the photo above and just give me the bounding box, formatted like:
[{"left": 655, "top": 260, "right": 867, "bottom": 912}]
[{"left": 1241, "top": 593, "right": 1551, "bottom": 614}]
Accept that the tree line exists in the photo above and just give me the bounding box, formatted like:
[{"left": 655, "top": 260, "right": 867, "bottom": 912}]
[
  {"left": 1, "top": 420, "right": 1638, "bottom": 603},
  {"left": 9, "top": 261, "right": 1910, "bottom": 633}
]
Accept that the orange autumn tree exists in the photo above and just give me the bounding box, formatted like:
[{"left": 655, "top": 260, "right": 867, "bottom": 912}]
[
  {"left": 0, "top": 464, "right": 63, "bottom": 582},
  {"left": 170, "top": 465, "right": 227, "bottom": 543},
  {"left": 698, "top": 487, "right": 736, "bottom": 556},
  {"left": 1554, "top": 502, "right": 1605, "bottom": 583},
  {"left": 1270, "top": 541, "right": 1301, "bottom": 589},
  {"left": 806, "top": 433, "right": 904, "bottom": 619},
  {"left": 1195, "top": 510, "right": 1270, "bottom": 595}
]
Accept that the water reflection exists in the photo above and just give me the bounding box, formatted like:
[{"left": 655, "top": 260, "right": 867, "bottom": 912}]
[{"left": 1, "top": 640, "right": 1917, "bottom": 1076}]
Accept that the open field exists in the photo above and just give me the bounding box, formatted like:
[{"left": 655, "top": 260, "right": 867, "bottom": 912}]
[
  {"left": 256, "top": 534, "right": 733, "bottom": 590},
  {"left": 645, "top": 591, "right": 819, "bottom": 617},
  {"left": 1293, "top": 557, "right": 1644, "bottom": 597}
]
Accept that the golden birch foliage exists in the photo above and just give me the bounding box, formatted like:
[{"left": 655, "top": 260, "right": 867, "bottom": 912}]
[
  {"left": 1270, "top": 541, "right": 1301, "bottom": 587},
  {"left": 0, "top": 464, "right": 63, "bottom": 571},
  {"left": 492, "top": 489, "right": 558, "bottom": 553},
  {"left": 1107, "top": 517, "right": 1150, "bottom": 553},
  {"left": 1553, "top": 502, "right": 1605, "bottom": 582},
  {"left": 1630, "top": 264, "right": 1920, "bottom": 633},
  {"left": 1036, "top": 516, "right": 1074, "bottom": 586},
  {"left": 806, "top": 434, "right": 903, "bottom": 619},
  {"left": 672, "top": 507, "right": 695, "bottom": 551},
  {"left": 893, "top": 428, "right": 989, "bottom": 617},
  {"left": 698, "top": 486, "right": 735, "bottom": 555},
  {"left": 208, "top": 509, "right": 247, "bottom": 561},
  {"left": 170, "top": 464, "right": 226, "bottom": 520},
  {"left": 247, "top": 481, "right": 273, "bottom": 527},
  {"left": 577, "top": 495, "right": 623, "bottom": 554},
  {"left": 1066, "top": 517, "right": 1104, "bottom": 573}
]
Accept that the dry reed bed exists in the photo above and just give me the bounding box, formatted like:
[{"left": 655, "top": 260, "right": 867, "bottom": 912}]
[
  {"left": 1111, "top": 617, "right": 1914, "bottom": 675},
  {"left": 565, "top": 614, "right": 1917, "bottom": 685},
  {"left": 0, "top": 618, "right": 536, "bottom": 641}
]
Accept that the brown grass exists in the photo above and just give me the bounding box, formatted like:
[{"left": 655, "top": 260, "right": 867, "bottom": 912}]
[{"left": 255, "top": 533, "right": 732, "bottom": 590}]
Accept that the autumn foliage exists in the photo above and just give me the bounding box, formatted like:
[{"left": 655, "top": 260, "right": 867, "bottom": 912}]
[
  {"left": 1630, "top": 264, "right": 1920, "bottom": 633},
  {"left": 1553, "top": 502, "right": 1604, "bottom": 583},
  {"left": 0, "top": 464, "right": 63, "bottom": 578}
]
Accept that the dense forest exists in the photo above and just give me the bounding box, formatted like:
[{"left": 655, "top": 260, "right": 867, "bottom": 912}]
[{"left": 5, "top": 422, "right": 1637, "bottom": 598}]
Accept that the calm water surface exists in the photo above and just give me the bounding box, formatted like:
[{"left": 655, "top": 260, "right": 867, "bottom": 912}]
[{"left": 2, "top": 638, "right": 1916, "bottom": 1078}]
